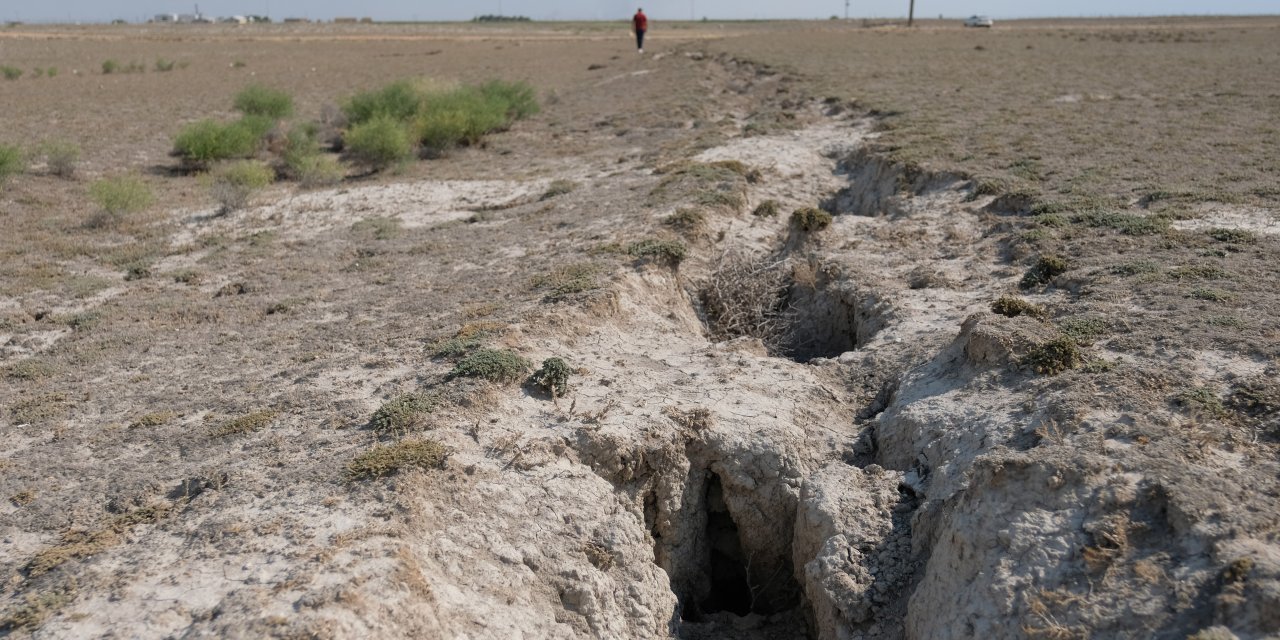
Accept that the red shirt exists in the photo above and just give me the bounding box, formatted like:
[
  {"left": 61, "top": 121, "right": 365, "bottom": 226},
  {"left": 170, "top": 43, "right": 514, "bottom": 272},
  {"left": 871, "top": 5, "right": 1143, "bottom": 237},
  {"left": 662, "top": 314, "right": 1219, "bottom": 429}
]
[{"left": 633, "top": 12, "right": 648, "bottom": 31}]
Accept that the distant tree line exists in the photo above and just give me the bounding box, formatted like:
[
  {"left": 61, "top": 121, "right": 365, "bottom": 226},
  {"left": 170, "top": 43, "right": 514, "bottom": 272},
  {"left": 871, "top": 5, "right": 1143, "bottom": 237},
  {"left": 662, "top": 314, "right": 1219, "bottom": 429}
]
[{"left": 472, "top": 15, "right": 532, "bottom": 22}]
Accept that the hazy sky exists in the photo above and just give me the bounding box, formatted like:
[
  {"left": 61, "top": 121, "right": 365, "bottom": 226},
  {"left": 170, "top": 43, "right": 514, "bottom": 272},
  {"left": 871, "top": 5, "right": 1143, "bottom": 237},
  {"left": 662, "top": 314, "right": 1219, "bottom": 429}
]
[{"left": 4, "top": 0, "right": 1276, "bottom": 23}]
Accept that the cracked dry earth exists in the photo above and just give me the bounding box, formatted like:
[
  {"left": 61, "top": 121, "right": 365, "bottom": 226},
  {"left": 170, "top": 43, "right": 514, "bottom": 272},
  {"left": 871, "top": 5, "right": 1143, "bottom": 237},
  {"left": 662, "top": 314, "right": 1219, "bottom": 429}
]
[{"left": 3, "top": 49, "right": 1279, "bottom": 640}]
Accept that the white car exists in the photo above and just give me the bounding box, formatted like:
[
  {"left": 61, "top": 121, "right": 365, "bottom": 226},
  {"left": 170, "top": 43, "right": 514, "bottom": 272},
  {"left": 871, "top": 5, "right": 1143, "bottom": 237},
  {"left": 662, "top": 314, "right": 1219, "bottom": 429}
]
[{"left": 964, "top": 15, "right": 994, "bottom": 27}]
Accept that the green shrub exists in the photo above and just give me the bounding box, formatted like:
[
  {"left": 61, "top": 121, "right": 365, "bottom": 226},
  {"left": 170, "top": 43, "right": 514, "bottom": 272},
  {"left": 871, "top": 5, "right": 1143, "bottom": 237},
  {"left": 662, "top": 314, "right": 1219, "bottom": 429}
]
[
  {"left": 479, "top": 79, "right": 540, "bottom": 120},
  {"left": 1059, "top": 316, "right": 1108, "bottom": 344},
  {"left": 530, "top": 357, "right": 572, "bottom": 397},
  {"left": 626, "top": 239, "right": 687, "bottom": 266},
  {"left": 0, "top": 144, "right": 24, "bottom": 185},
  {"left": 1073, "top": 211, "right": 1170, "bottom": 236},
  {"left": 414, "top": 108, "right": 472, "bottom": 153},
  {"left": 990, "top": 295, "right": 1046, "bottom": 319},
  {"left": 429, "top": 323, "right": 503, "bottom": 358},
  {"left": 173, "top": 119, "right": 260, "bottom": 166},
  {"left": 345, "top": 115, "right": 414, "bottom": 171},
  {"left": 370, "top": 392, "right": 435, "bottom": 436},
  {"left": 233, "top": 84, "right": 294, "bottom": 119},
  {"left": 153, "top": 58, "right": 176, "bottom": 72},
  {"left": 40, "top": 141, "right": 80, "bottom": 178},
  {"left": 791, "top": 207, "right": 833, "bottom": 232},
  {"left": 450, "top": 348, "right": 532, "bottom": 384},
  {"left": 1020, "top": 254, "right": 1070, "bottom": 288},
  {"left": 1023, "top": 336, "right": 1084, "bottom": 375},
  {"left": 236, "top": 114, "right": 276, "bottom": 141},
  {"left": 346, "top": 439, "right": 449, "bottom": 480},
  {"left": 89, "top": 175, "right": 154, "bottom": 217},
  {"left": 101, "top": 59, "right": 119, "bottom": 74},
  {"left": 1111, "top": 260, "right": 1160, "bottom": 276},
  {"left": 343, "top": 80, "right": 424, "bottom": 125},
  {"left": 1, "top": 66, "right": 22, "bottom": 80},
  {"left": 1190, "top": 287, "right": 1234, "bottom": 302},
  {"left": 343, "top": 79, "right": 538, "bottom": 154},
  {"left": 421, "top": 82, "right": 538, "bottom": 151},
  {"left": 1208, "top": 228, "right": 1256, "bottom": 244},
  {"left": 752, "top": 199, "right": 780, "bottom": 217},
  {"left": 1175, "top": 387, "right": 1227, "bottom": 418},
  {"left": 210, "top": 160, "right": 275, "bottom": 212}
]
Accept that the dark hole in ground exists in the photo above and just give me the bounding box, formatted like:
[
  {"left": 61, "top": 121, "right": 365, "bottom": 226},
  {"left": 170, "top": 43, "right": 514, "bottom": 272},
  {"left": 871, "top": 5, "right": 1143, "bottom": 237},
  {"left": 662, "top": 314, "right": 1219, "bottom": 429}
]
[{"left": 698, "top": 473, "right": 753, "bottom": 617}]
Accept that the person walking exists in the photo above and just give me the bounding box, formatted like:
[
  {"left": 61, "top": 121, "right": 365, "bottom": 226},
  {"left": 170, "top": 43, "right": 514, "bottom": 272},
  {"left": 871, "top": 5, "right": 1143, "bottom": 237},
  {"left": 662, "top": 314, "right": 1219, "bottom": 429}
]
[{"left": 631, "top": 8, "right": 648, "bottom": 54}]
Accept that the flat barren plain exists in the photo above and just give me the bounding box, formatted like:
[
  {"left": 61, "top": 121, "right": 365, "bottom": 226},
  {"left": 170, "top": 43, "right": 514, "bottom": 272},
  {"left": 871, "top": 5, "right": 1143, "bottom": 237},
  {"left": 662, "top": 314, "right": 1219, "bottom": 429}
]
[{"left": 1, "top": 16, "right": 1278, "bottom": 639}]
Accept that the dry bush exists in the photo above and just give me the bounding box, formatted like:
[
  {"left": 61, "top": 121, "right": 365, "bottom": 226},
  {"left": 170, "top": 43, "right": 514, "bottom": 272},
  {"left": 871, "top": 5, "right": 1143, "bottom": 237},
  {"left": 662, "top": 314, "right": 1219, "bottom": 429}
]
[{"left": 701, "top": 252, "right": 792, "bottom": 349}]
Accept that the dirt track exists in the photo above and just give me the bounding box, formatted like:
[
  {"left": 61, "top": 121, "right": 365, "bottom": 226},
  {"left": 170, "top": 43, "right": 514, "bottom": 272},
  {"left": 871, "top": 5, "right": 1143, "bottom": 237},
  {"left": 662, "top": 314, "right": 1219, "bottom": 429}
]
[{"left": 1, "top": 18, "right": 1278, "bottom": 639}]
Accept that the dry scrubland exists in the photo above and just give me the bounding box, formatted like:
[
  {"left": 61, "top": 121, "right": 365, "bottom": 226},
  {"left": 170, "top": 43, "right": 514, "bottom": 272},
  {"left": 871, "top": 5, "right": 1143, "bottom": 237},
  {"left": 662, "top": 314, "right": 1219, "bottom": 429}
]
[{"left": 1, "top": 17, "right": 1278, "bottom": 640}]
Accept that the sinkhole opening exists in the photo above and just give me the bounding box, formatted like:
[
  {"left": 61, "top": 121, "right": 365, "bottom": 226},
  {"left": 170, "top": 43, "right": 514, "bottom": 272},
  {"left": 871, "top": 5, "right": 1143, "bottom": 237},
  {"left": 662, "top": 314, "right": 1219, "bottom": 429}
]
[{"left": 699, "top": 473, "right": 753, "bottom": 617}]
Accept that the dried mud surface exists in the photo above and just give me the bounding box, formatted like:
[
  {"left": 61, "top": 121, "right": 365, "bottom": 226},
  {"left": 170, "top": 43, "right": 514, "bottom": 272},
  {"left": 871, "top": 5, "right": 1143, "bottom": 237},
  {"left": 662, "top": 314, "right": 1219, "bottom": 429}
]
[{"left": 1, "top": 19, "right": 1278, "bottom": 640}]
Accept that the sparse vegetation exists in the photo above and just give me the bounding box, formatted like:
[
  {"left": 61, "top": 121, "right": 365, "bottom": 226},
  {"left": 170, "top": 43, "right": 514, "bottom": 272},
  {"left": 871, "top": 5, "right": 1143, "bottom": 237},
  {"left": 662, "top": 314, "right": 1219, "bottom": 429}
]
[
  {"left": 626, "top": 238, "right": 687, "bottom": 266},
  {"left": 1168, "top": 264, "right": 1229, "bottom": 280},
  {"left": 541, "top": 179, "right": 576, "bottom": 200},
  {"left": 1, "top": 65, "right": 22, "bottom": 80},
  {"left": 233, "top": 84, "right": 294, "bottom": 119},
  {"left": 450, "top": 348, "right": 532, "bottom": 384},
  {"left": 370, "top": 392, "right": 436, "bottom": 437},
  {"left": 9, "top": 393, "right": 69, "bottom": 425},
  {"left": 154, "top": 58, "right": 176, "bottom": 72},
  {"left": 1023, "top": 335, "right": 1084, "bottom": 375},
  {"left": 990, "top": 295, "right": 1047, "bottom": 319},
  {"left": 664, "top": 207, "right": 707, "bottom": 235},
  {"left": 530, "top": 357, "right": 572, "bottom": 397},
  {"left": 532, "top": 263, "right": 598, "bottom": 299},
  {"left": 89, "top": 175, "right": 154, "bottom": 219},
  {"left": 210, "top": 409, "right": 277, "bottom": 437},
  {"left": 791, "top": 207, "right": 833, "bottom": 232},
  {"left": 291, "top": 153, "right": 345, "bottom": 187},
  {"left": 39, "top": 141, "right": 80, "bottom": 177},
  {"left": 128, "top": 411, "right": 177, "bottom": 429},
  {"left": 1020, "top": 254, "right": 1070, "bottom": 288},
  {"left": 345, "top": 115, "right": 414, "bottom": 171},
  {"left": 1175, "top": 387, "right": 1228, "bottom": 418},
  {"left": 346, "top": 439, "right": 450, "bottom": 480},
  {"left": 351, "top": 216, "right": 401, "bottom": 240},
  {"left": 209, "top": 160, "right": 275, "bottom": 212},
  {"left": 6, "top": 359, "right": 56, "bottom": 381},
  {"left": 701, "top": 252, "right": 791, "bottom": 348}
]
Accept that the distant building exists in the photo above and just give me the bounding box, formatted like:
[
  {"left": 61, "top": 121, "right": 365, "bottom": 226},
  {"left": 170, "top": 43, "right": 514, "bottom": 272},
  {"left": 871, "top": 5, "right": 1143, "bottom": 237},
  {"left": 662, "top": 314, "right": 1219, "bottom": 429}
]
[
  {"left": 333, "top": 17, "right": 358, "bottom": 24},
  {"left": 360, "top": 17, "right": 373, "bottom": 23},
  {"left": 221, "top": 15, "right": 248, "bottom": 24},
  {"left": 283, "top": 17, "right": 310, "bottom": 23},
  {"left": 153, "top": 14, "right": 178, "bottom": 23}
]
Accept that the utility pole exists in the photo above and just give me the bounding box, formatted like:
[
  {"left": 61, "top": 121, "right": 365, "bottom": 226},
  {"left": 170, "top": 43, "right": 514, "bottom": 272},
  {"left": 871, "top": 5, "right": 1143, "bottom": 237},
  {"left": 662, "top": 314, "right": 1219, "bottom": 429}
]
[
  {"left": 845, "top": 0, "right": 850, "bottom": 20},
  {"left": 907, "top": 0, "right": 915, "bottom": 26}
]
